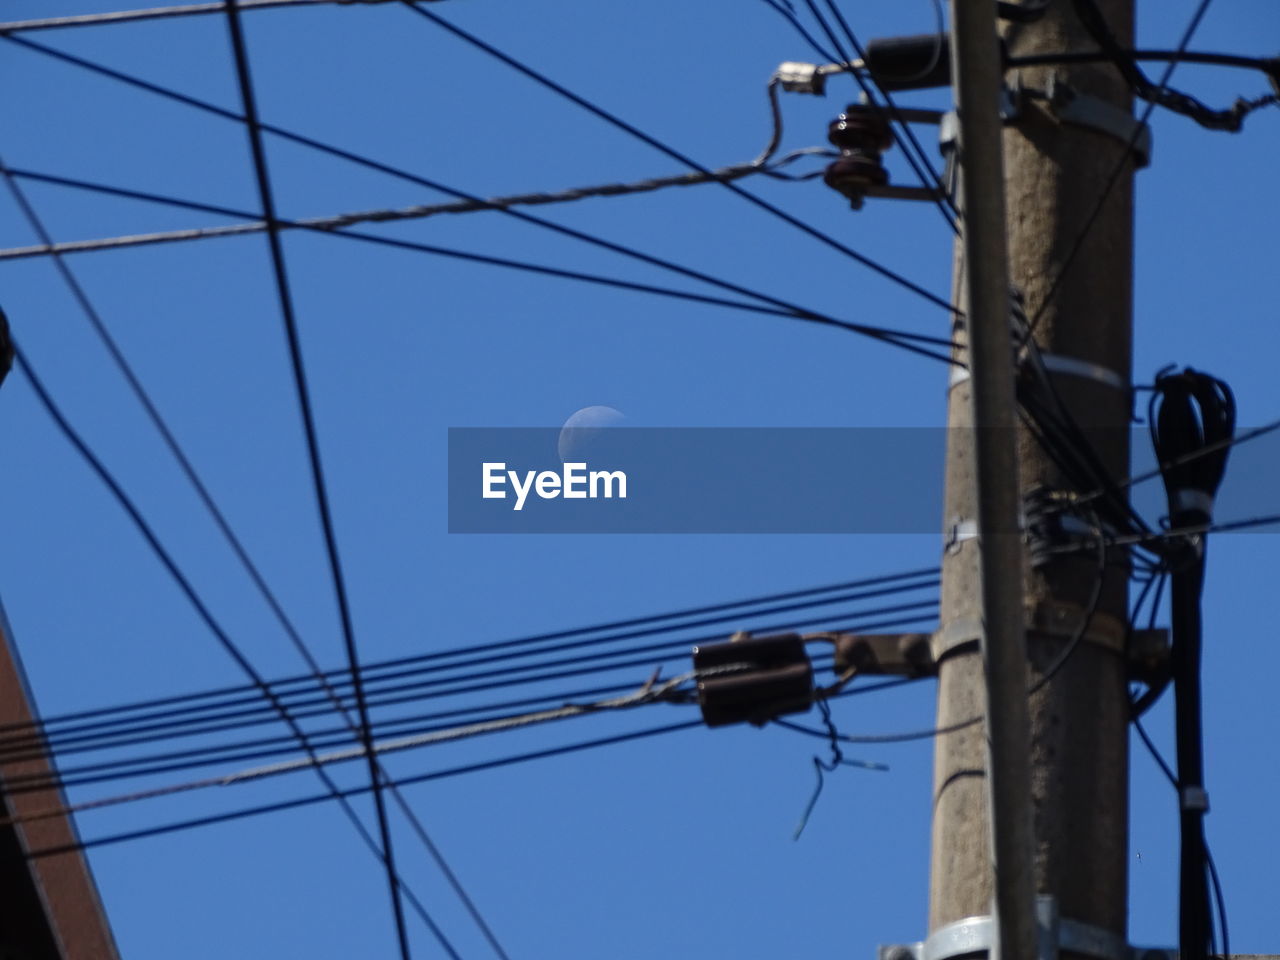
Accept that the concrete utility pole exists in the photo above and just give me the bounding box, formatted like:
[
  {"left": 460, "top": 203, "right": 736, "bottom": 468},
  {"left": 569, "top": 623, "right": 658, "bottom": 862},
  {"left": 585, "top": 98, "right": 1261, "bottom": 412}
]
[
  {"left": 942, "top": 0, "right": 1037, "bottom": 957},
  {"left": 932, "top": 0, "right": 1137, "bottom": 952}
]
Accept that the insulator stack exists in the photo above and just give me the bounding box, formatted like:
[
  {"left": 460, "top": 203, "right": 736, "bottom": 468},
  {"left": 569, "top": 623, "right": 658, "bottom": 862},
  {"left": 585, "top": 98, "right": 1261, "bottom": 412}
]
[{"left": 823, "top": 104, "right": 894, "bottom": 209}]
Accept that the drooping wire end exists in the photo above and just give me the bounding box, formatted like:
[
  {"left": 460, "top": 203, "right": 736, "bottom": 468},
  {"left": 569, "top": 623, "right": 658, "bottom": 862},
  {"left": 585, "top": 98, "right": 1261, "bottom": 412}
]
[
  {"left": 792, "top": 757, "right": 827, "bottom": 841},
  {"left": 791, "top": 698, "right": 888, "bottom": 840}
]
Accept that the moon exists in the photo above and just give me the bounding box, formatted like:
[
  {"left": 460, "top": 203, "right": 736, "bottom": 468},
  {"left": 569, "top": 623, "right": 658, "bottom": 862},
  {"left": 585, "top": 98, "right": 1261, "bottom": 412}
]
[{"left": 558, "top": 405, "right": 626, "bottom": 463}]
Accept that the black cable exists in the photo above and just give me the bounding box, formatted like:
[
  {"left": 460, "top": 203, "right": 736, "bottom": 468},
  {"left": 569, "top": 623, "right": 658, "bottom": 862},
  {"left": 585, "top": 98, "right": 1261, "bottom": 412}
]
[
  {"left": 1205, "top": 847, "right": 1230, "bottom": 960},
  {"left": 759, "top": 0, "right": 841, "bottom": 64},
  {"left": 25, "top": 720, "right": 707, "bottom": 859},
  {"left": 0, "top": 590, "right": 940, "bottom": 760},
  {"left": 1069, "top": 0, "right": 1273, "bottom": 132},
  {"left": 1056, "top": 417, "right": 1280, "bottom": 526},
  {"left": 2, "top": 643, "right": 902, "bottom": 795},
  {"left": 0, "top": 604, "right": 940, "bottom": 764},
  {"left": 6, "top": 345, "right": 466, "bottom": 957},
  {"left": 3, "top": 169, "right": 958, "bottom": 363},
  {"left": 220, "top": 6, "right": 412, "bottom": 956},
  {"left": 0, "top": 570, "right": 939, "bottom": 741},
  {"left": 1012, "top": 305, "right": 1160, "bottom": 552},
  {"left": 0, "top": 41, "right": 959, "bottom": 365},
  {"left": 0, "top": 611, "right": 935, "bottom": 772},
  {"left": 1008, "top": 47, "right": 1280, "bottom": 77},
  {"left": 397, "top": 2, "right": 957, "bottom": 315},
  {"left": 12, "top": 681, "right": 712, "bottom": 795},
  {"left": 1132, "top": 717, "right": 1230, "bottom": 960},
  {"left": 1024, "top": 0, "right": 1217, "bottom": 341},
  {"left": 0, "top": 643, "right": 862, "bottom": 793},
  {"left": 1127, "top": 561, "right": 1170, "bottom": 720},
  {"left": 1150, "top": 366, "right": 1234, "bottom": 960},
  {"left": 4, "top": 610, "right": 935, "bottom": 795},
  {"left": 1, "top": 675, "right": 714, "bottom": 792},
  {"left": 0, "top": 161, "right": 508, "bottom": 960},
  {"left": 21, "top": 673, "right": 920, "bottom": 857}
]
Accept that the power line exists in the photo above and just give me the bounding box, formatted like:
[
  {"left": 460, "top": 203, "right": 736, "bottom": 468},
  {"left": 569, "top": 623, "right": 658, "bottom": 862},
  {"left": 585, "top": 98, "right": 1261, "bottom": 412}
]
[
  {"left": 0, "top": 618, "right": 932, "bottom": 786},
  {"left": 397, "top": 2, "right": 957, "bottom": 314},
  {"left": 0, "top": 158, "right": 513, "bottom": 960},
  {"left": 4, "top": 31, "right": 470, "bottom": 960},
  {"left": 0, "top": 604, "right": 938, "bottom": 795},
  {"left": 0, "top": 613, "right": 933, "bottom": 775},
  {"left": 1007, "top": 47, "right": 1280, "bottom": 79},
  {"left": 0, "top": 674, "right": 756, "bottom": 793},
  {"left": 25, "top": 720, "right": 706, "bottom": 860},
  {"left": 21, "top": 675, "right": 918, "bottom": 858},
  {"left": 1025, "top": 0, "right": 1219, "bottom": 340},
  {"left": 0, "top": 602, "right": 937, "bottom": 758},
  {"left": 0, "top": 569, "right": 939, "bottom": 741},
  {"left": 0, "top": 0, "right": 409, "bottom": 35},
  {"left": 0, "top": 602, "right": 939, "bottom": 764},
  {"left": 1051, "top": 512, "right": 1280, "bottom": 552},
  {"left": 5, "top": 344, "right": 466, "bottom": 956},
  {"left": 0, "top": 38, "right": 958, "bottom": 365},
  {"left": 1060, "top": 417, "right": 1280, "bottom": 517},
  {"left": 0, "top": 177, "right": 954, "bottom": 364},
  {"left": 0, "top": 149, "right": 834, "bottom": 254},
  {"left": 0, "top": 69, "right": 831, "bottom": 247},
  {"left": 220, "top": 4, "right": 411, "bottom": 956},
  {"left": 1069, "top": 0, "right": 1274, "bottom": 132},
  {"left": 0, "top": 640, "right": 883, "bottom": 795},
  {"left": 7, "top": 668, "right": 741, "bottom": 825}
]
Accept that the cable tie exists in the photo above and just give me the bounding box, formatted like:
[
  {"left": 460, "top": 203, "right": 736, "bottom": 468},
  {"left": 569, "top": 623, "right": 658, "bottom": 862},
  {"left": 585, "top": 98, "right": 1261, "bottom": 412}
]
[{"left": 1180, "top": 785, "right": 1210, "bottom": 812}]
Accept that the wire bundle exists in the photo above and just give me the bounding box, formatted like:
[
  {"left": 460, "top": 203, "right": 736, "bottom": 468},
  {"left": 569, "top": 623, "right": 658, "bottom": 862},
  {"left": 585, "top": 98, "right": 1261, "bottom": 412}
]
[
  {"left": 1070, "top": 0, "right": 1276, "bottom": 131},
  {"left": 0, "top": 569, "right": 939, "bottom": 799},
  {"left": 1149, "top": 367, "right": 1235, "bottom": 960}
]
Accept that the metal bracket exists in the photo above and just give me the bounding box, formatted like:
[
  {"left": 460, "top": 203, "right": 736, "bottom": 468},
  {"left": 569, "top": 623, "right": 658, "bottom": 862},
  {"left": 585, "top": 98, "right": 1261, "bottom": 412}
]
[
  {"left": 1043, "top": 74, "right": 1152, "bottom": 168},
  {"left": 1030, "top": 599, "right": 1126, "bottom": 655},
  {"left": 941, "top": 76, "right": 1153, "bottom": 199},
  {"left": 879, "top": 896, "right": 1174, "bottom": 960},
  {"left": 1036, "top": 353, "right": 1127, "bottom": 391},
  {"left": 833, "top": 632, "right": 935, "bottom": 677},
  {"left": 930, "top": 617, "right": 983, "bottom": 663},
  {"left": 944, "top": 517, "right": 979, "bottom": 554},
  {"left": 928, "top": 607, "right": 1168, "bottom": 678},
  {"left": 951, "top": 352, "right": 1126, "bottom": 392},
  {"left": 937, "top": 88, "right": 1018, "bottom": 205},
  {"left": 862, "top": 183, "right": 946, "bottom": 202}
]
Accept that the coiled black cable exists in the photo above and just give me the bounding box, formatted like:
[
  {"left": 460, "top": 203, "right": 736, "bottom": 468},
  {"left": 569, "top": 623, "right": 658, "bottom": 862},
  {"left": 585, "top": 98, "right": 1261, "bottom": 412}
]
[{"left": 1149, "top": 367, "right": 1235, "bottom": 960}]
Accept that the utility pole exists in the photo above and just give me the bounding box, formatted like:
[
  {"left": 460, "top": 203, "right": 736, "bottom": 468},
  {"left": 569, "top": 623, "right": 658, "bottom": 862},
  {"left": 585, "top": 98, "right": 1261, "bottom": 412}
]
[
  {"left": 932, "top": 0, "right": 1137, "bottom": 951},
  {"left": 941, "top": 0, "right": 1036, "bottom": 957}
]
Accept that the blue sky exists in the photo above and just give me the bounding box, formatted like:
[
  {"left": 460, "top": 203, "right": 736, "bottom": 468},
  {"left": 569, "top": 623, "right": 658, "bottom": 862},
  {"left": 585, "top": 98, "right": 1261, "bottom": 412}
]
[{"left": 0, "top": 0, "right": 1277, "bottom": 957}]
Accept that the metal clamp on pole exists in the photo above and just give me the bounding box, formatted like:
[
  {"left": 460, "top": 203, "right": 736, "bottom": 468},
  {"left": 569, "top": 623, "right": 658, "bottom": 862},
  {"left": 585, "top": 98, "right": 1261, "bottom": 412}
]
[
  {"left": 878, "top": 896, "right": 1175, "bottom": 960},
  {"left": 1042, "top": 74, "right": 1153, "bottom": 168},
  {"left": 832, "top": 632, "right": 935, "bottom": 677},
  {"left": 692, "top": 632, "right": 814, "bottom": 728}
]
